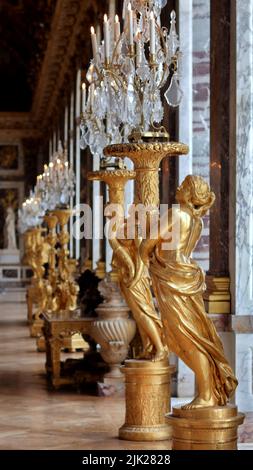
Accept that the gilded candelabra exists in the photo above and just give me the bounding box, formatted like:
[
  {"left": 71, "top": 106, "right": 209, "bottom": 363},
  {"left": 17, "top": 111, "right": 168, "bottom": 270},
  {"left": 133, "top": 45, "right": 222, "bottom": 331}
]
[
  {"left": 52, "top": 209, "right": 79, "bottom": 312},
  {"left": 27, "top": 227, "right": 51, "bottom": 338},
  {"left": 79, "top": 0, "right": 245, "bottom": 450},
  {"left": 103, "top": 144, "right": 244, "bottom": 448},
  {"left": 51, "top": 209, "right": 87, "bottom": 352},
  {"left": 24, "top": 227, "right": 37, "bottom": 324},
  {"left": 44, "top": 213, "right": 58, "bottom": 306},
  {"left": 102, "top": 142, "right": 187, "bottom": 441}
]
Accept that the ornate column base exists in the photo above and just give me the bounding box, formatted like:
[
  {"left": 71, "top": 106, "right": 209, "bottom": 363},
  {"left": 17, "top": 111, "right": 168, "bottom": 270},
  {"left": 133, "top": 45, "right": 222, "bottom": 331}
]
[
  {"left": 203, "top": 276, "right": 231, "bottom": 314},
  {"left": 167, "top": 405, "right": 244, "bottom": 450},
  {"left": 119, "top": 359, "right": 174, "bottom": 441}
]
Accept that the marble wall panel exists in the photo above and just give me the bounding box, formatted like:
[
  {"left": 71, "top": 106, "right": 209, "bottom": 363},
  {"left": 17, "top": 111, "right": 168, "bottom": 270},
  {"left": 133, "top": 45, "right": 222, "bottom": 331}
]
[{"left": 235, "top": 0, "right": 253, "bottom": 315}]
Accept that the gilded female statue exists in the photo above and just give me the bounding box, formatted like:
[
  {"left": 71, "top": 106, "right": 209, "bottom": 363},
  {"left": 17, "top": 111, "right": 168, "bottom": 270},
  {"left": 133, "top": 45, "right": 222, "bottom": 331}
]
[
  {"left": 139, "top": 175, "right": 237, "bottom": 408},
  {"left": 110, "top": 222, "right": 167, "bottom": 362}
]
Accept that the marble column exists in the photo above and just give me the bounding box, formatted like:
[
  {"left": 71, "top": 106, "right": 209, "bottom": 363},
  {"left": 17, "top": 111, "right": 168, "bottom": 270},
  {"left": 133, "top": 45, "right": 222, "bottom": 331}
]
[
  {"left": 92, "top": 154, "right": 102, "bottom": 271},
  {"left": 82, "top": 149, "right": 93, "bottom": 271},
  {"left": 75, "top": 69, "right": 81, "bottom": 260},
  {"left": 231, "top": 0, "right": 253, "bottom": 411},
  {"left": 69, "top": 89, "right": 75, "bottom": 258},
  {"left": 176, "top": 0, "right": 211, "bottom": 398},
  {"left": 95, "top": 180, "right": 106, "bottom": 279},
  {"left": 203, "top": 0, "right": 231, "bottom": 314}
]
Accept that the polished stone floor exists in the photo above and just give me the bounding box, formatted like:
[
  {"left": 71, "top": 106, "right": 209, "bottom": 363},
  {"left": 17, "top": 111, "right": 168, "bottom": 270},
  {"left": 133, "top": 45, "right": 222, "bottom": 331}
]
[{"left": 0, "top": 290, "right": 252, "bottom": 450}]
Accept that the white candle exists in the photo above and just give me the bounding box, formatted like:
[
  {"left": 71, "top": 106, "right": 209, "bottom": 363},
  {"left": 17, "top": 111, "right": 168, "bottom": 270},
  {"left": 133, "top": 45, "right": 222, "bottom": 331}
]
[
  {"left": 114, "top": 15, "right": 120, "bottom": 43},
  {"left": 150, "top": 11, "right": 156, "bottom": 55},
  {"left": 96, "top": 24, "right": 101, "bottom": 46},
  {"left": 64, "top": 161, "right": 69, "bottom": 178},
  {"left": 90, "top": 26, "right": 98, "bottom": 63},
  {"left": 128, "top": 3, "right": 134, "bottom": 46},
  {"left": 82, "top": 83, "right": 86, "bottom": 113},
  {"left": 103, "top": 14, "right": 110, "bottom": 61},
  {"left": 114, "top": 15, "right": 121, "bottom": 56}
]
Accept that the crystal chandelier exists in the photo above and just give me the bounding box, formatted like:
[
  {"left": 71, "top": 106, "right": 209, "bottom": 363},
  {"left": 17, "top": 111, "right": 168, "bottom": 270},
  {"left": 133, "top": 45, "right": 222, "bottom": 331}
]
[
  {"left": 80, "top": 0, "right": 182, "bottom": 165},
  {"left": 18, "top": 142, "right": 75, "bottom": 233},
  {"left": 36, "top": 142, "right": 75, "bottom": 211},
  {"left": 18, "top": 191, "right": 45, "bottom": 233}
]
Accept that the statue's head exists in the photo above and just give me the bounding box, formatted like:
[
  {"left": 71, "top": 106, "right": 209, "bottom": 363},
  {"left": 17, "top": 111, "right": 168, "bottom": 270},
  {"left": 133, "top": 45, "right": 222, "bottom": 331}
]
[{"left": 176, "top": 175, "right": 215, "bottom": 216}]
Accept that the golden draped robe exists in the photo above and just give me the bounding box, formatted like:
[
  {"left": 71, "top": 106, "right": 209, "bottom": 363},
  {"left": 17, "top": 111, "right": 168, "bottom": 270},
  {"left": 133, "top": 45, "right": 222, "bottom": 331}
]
[{"left": 149, "top": 208, "right": 237, "bottom": 405}]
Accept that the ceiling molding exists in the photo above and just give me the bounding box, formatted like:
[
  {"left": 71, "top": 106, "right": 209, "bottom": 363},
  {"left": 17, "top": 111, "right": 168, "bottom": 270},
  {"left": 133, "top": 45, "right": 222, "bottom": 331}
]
[
  {"left": 31, "top": 0, "right": 97, "bottom": 130},
  {"left": 0, "top": 113, "right": 42, "bottom": 139}
]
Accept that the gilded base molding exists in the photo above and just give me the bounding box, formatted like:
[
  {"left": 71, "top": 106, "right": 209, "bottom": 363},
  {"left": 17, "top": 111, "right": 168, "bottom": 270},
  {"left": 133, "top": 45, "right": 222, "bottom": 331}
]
[
  {"left": 203, "top": 276, "right": 231, "bottom": 314},
  {"left": 119, "top": 359, "right": 174, "bottom": 441},
  {"left": 167, "top": 405, "right": 244, "bottom": 450}
]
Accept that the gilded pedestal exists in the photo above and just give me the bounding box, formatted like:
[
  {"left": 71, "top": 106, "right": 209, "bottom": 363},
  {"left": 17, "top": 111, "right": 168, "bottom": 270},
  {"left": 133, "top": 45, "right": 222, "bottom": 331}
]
[
  {"left": 119, "top": 359, "right": 174, "bottom": 441},
  {"left": 168, "top": 405, "right": 244, "bottom": 450},
  {"left": 35, "top": 213, "right": 58, "bottom": 351},
  {"left": 27, "top": 227, "right": 50, "bottom": 338},
  {"left": 204, "top": 276, "right": 231, "bottom": 314},
  {"left": 52, "top": 208, "right": 86, "bottom": 352}
]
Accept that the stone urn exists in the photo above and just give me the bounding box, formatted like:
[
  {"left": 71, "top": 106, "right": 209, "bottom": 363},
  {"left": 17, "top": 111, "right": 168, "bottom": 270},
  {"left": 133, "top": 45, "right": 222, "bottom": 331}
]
[{"left": 90, "top": 272, "right": 136, "bottom": 384}]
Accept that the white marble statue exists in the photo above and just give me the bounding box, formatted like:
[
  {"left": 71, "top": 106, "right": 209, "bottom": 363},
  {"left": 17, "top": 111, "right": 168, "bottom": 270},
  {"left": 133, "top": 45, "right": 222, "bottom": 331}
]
[{"left": 4, "top": 207, "right": 17, "bottom": 250}]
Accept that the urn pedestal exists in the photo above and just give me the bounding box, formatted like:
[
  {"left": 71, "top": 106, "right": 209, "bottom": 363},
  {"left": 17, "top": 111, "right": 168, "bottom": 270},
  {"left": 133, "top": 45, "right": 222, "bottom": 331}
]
[{"left": 90, "top": 272, "right": 136, "bottom": 391}]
